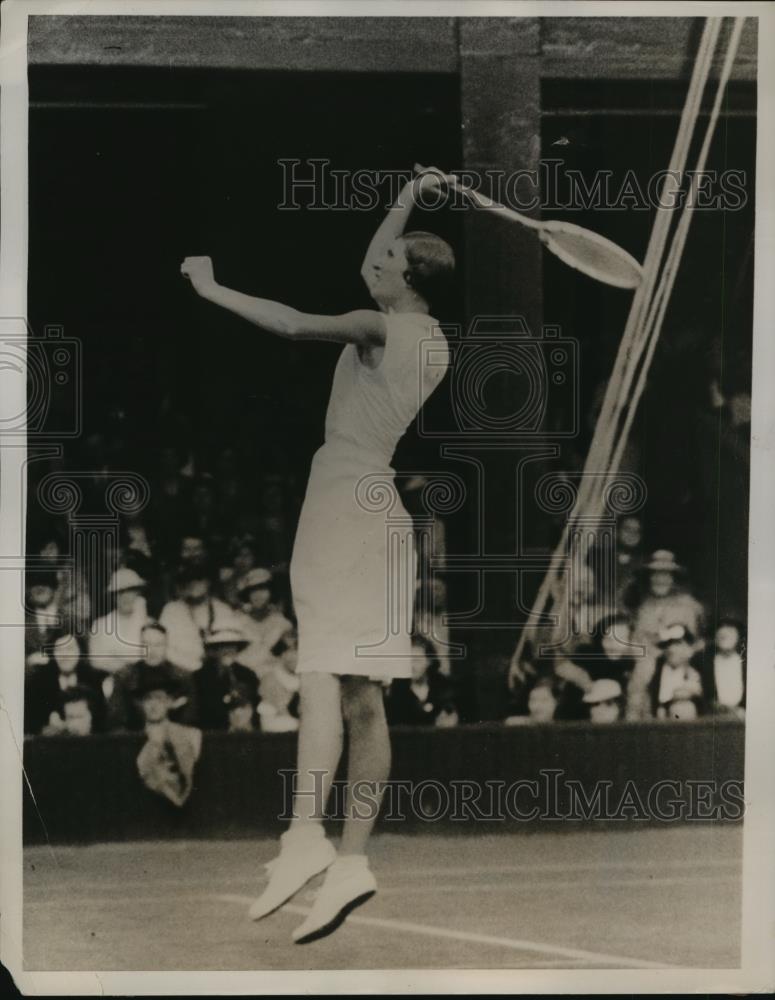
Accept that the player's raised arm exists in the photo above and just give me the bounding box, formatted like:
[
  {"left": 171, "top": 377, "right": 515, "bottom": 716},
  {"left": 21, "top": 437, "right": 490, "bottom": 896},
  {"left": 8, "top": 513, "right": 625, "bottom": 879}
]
[
  {"left": 180, "top": 255, "right": 386, "bottom": 347},
  {"left": 360, "top": 167, "right": 447, "bottom": 294}
]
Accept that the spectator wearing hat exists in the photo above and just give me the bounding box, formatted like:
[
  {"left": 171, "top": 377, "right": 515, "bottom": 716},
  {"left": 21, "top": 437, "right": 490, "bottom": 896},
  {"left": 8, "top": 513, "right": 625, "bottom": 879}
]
[
  {"left": 627, "top": 551, "right": 705, "bottom": 719},
  {"left": 696, "top": 618, "right": 746, "bottom": 718},
  {"left": 257, "top": 627, "right": 302, "bottom": 733},
  {"left": 194, "top": 626, "right": 260, "bottom": 730},
  {"left": 233, "top": 568, "right": 292, "bottom": 679},
  {"left": 135, "top": 674, "right": 202, "bottom": 808},
  {"left": 645, "top": 624, "right": 705, "bottom": 720},
  {"left": 24, "top": 634, "right": 108, "bottom": 735},
  {"left": 106, "top": 622, "right": 197, "bottom": 731},
  {"left": 24, "top": 568, "right": 63, "bottom": 671},
  {"left": 583, "top": 678, "right": 624, "bottom": 724},
  {"left": 159, "top": 566, "right": 232, "bottom": 672},
  {"left": 632, "top": 550, "right": 705, "bottom": 652},
  {"left": 88, "top": 568, "right": 149, "bottom": 674}
]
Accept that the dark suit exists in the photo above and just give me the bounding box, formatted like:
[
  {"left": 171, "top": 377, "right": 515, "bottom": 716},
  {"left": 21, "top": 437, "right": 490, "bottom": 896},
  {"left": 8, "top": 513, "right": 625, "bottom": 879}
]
[
  {"left": 106, "top": 660, "right": 198, "bottom": 731},
  {"left": 194, "top": 657, "right": 260, "bottom": 730},
  {"left": 24, "top": 660, "right": 108, "bottom": 735},
  {"left": 646, "top": 655, "right": 706, "bottom": 718},
  {"left": 694, "top": 649, "right": 746, "bottom": 711},
  {"left": 386, "top": 674, "right": 456, "bottom": 726}
]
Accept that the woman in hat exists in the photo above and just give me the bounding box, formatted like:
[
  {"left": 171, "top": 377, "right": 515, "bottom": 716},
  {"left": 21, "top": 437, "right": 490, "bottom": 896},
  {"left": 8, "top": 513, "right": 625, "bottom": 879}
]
[
  {"left": 626, "top": 551, "right": 706, "bottom": 720},
  {"left": 583, "top": 678, "right": 625, "bottom": 724},
  {"left": 88, "top": 567, "right": 149, "bottom": 674},
  {"left": 233, "top": 568, "right": 292, "bottom": 679},
  {"left": 182, "top": 167, "right": 455, "bottom": 942},
  {"left": 194, "top": 627, "right": 259, "bottom": 731}
]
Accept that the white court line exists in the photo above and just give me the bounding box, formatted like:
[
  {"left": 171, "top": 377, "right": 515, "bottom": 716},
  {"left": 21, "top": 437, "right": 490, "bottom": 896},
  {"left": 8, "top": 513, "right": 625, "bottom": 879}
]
[
  {"left": 376, "top": 873, "right": 741, "bottom": 894},
  {"left": 24, "top": 872, "right": 739, "bottom": 904},
  {"left": 216, "top": 893, "right": 680, "bottom": 970},
  {"left": 395, "top": 858, "right": 740, "bottom": 877}
]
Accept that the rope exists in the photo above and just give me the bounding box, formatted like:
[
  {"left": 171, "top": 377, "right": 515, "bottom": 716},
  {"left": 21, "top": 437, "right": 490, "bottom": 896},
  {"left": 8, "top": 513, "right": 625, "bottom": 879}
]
[
  {"left": 608, "top": 17, "right": 746, "bottom": 479},
  {"left": 513, "top": 16, "right": 743, "bottom": 664}
]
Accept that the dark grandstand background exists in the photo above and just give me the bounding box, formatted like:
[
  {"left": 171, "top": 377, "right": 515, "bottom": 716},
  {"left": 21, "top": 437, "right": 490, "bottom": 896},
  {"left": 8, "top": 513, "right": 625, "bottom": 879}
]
[{"left": 26, "top": 59, "right": 755, "bottom": 719}]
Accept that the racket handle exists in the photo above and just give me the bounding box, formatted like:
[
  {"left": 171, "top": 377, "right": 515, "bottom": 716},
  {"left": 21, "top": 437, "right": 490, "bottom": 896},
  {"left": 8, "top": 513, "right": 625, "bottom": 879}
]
[{"left": 413, "top": 163, "right": 541, "bottom": 231}]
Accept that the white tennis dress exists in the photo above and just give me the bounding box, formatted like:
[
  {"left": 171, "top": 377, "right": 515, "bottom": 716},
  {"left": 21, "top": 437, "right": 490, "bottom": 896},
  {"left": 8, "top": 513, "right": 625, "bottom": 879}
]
[{"left": 291, "top": 311, "right": 449, "bottom": 679}]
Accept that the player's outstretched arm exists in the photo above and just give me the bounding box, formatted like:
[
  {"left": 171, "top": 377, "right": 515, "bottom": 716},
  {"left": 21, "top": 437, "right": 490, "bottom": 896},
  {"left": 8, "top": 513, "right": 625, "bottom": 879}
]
[
  {"left": 180, "top": 256, "right": 386, "bottom": 347},
  {"left": 359, "top": 166, "right": 447, "bottom": 294}
]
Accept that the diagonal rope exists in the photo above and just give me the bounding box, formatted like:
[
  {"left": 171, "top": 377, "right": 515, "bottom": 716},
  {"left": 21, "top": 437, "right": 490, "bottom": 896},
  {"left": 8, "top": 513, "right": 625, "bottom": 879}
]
[{"left": 514, "top": 16, "right": 743, "bottom": 663}]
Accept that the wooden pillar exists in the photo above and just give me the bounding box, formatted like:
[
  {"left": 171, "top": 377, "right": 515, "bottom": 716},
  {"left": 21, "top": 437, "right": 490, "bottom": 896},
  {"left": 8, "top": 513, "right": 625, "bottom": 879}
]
[{"left": 458, "top": 18, "right": 544, "bottom": 718}]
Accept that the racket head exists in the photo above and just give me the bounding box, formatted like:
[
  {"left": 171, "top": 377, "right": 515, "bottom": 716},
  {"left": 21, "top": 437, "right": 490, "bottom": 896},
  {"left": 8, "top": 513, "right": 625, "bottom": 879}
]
[{"left": 540, "top": 220, "right": 643, "bottom": 289}]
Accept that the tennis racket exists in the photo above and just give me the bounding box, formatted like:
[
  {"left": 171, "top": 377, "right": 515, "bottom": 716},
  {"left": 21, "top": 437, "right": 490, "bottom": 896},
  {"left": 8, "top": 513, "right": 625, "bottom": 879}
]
[{"left": 414, "top": 164, "right": 644, "bottom": 290}]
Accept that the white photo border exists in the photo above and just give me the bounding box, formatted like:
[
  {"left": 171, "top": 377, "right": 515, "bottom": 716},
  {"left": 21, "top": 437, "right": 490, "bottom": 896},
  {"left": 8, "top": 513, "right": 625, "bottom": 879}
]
[{"left": 1, "top": 0, "right": 773, "bottom": 994}]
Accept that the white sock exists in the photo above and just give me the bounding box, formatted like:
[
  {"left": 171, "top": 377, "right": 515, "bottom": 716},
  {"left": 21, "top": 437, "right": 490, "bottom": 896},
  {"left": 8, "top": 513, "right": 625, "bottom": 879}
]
[{"left": 283, "top": 821, "right": 325, "bottom": 843}]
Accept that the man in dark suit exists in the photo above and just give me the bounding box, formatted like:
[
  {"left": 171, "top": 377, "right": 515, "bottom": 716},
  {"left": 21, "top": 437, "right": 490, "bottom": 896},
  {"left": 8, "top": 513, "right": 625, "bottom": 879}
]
[
  {"left": 106, "top": 621, "right": 197, "bottom": 731},
  {"left": 24, "top": 633, "right": 108, "bottom": 735}
]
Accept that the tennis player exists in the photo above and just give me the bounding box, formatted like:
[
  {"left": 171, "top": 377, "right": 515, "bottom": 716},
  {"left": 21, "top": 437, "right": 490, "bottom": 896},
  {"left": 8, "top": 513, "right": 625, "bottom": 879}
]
[{"left": 181, "top": 166, "right": 455, "bottom": 943}]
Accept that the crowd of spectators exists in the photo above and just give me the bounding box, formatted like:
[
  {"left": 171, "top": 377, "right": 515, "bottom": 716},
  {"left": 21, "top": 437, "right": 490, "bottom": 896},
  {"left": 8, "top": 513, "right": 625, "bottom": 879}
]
[
  {"left": 24, "top": 399, "right": 747, "bottom": 753},
  {"left": 23, "top": 431, "right": 463, "bottom": 766},
  {"left": 504, "top": 530, "right": 746, "bottom": 726}
]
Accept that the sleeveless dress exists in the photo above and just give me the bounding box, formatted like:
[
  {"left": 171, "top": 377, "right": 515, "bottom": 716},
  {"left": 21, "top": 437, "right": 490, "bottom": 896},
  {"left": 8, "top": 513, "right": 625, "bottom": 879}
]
[{"left": 290, "top": 312, "right": 449, "bottom": 679}]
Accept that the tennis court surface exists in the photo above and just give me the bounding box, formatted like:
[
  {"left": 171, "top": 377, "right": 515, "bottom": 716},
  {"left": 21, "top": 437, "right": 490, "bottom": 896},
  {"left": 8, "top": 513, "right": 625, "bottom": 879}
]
[{"left": 24, "top": 824, "right": 741, "bottom": 971}]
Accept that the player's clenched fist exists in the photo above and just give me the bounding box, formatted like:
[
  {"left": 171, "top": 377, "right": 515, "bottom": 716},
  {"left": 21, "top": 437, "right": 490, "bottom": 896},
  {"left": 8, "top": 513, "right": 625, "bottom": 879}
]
[{"left": 180, "top": 255, "right": 215, "bottom": 295}]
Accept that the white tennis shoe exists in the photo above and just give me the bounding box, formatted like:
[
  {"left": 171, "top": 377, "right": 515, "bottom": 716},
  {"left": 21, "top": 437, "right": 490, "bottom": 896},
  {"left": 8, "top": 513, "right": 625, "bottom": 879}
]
[
  {"left": 292, "top": 856, "right": 377, "bottom": 944},
  {"left": 248, "top": 828, "right": 336, "bottom": 921}
]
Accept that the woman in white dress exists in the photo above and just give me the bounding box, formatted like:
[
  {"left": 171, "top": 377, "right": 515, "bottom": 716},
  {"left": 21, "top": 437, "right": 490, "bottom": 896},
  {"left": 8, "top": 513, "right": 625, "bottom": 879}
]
[{"left": 181, "top": 167, "right": 455, "bottom": 943}]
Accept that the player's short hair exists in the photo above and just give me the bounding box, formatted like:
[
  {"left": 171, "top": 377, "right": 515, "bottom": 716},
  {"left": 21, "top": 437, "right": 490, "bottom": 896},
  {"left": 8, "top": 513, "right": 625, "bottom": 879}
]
[{"left": 401, "top": 231, "right": 455, "bottom": 312}]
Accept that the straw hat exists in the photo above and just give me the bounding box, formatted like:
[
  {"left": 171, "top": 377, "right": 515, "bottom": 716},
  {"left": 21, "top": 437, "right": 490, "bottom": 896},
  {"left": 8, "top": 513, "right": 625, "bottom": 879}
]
[
  {"left": 204, "top": 627, "right": 249, "bottom": 650},
  {"left": 582, "top": 678, "right": 623, "bottom": 705},
  {"left": 644, "top": 550, "right": 683, "bottom": 573},
  {"left": 108, "top": 567, "right": 146, "bottom": 593}
]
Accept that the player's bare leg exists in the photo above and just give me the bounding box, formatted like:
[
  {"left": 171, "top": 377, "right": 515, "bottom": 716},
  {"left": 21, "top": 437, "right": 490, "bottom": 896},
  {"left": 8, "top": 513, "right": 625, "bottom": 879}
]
[
  {"left": 292, "top": 677, "right": 388, "bottom": 943},
  {"left": 248, "top": 673, "right": 342, "bottom": 920},
  {"left": 340, "top": 677, "right": 391, "bottom": 854}
]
